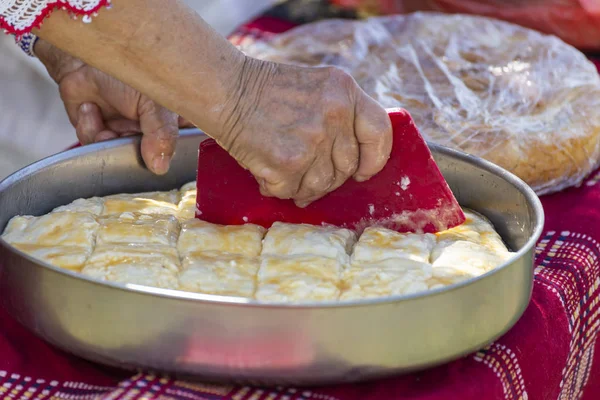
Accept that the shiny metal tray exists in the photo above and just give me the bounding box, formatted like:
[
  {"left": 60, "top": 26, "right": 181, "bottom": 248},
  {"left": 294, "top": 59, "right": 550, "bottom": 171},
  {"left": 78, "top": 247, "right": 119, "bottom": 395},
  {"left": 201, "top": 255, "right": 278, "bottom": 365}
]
[{"left": 0, "top": 130, "right": 544, "bottom": 386}]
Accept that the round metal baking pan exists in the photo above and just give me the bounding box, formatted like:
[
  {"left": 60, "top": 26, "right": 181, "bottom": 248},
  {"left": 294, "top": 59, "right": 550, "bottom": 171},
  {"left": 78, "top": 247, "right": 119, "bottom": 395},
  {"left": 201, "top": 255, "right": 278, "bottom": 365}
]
[{"left": 0, "top": 130, "right": 544, "bottom": 386}]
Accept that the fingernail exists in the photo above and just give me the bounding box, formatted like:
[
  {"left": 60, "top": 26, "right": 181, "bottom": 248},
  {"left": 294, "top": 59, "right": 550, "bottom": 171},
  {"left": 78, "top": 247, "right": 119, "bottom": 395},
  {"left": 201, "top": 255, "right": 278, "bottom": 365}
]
[
  {"left": 79, "top": 103, "right": 93, "bottom": 114},
  {"left": 152, "top": 153, "right": 171, "bottom": 175},
  {"left": 354, "top": 175, "right": 368, "bottom": 182}
]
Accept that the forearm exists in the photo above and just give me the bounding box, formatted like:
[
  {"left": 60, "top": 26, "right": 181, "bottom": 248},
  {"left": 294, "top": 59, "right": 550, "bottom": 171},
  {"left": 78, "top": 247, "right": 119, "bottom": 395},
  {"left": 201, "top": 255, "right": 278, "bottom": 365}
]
[{"left": 34, "top": 0, "right": 246, "bottom": 138}]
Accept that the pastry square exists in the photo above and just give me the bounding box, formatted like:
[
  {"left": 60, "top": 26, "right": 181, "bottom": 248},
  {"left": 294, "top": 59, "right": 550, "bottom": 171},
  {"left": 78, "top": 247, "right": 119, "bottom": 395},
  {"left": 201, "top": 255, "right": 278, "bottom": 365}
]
[
  {"left": 177, "top": 219, "right": 266, "bottom": 257},
  {"left": 478, "top": 231, "right": 510, "bottom": 254},
  {"left": 431, "top": 240, "right": 511, "bottom": 277},
  {"left": 340, "top": 263, "right": 432, "bottom": 300},
  {"left": 351, "top": 226, "right": 436, "bottom": 264},
  {"left": 255, "top": 255, "right": 342, "bottom": 302},
  {"left": 177, "top": 182, "right": 197, "bottom": 221},
  {"left": 436, "top": 210, "right": 509, "bottom": 253},
  {"left": 179, "top": 181, "right": 196, "bottom": 196},
  {"left": 12, "top": 243, "right": 91, "bottom": 271},
  {"left": 52, "top": 197, "right": 104, "bottom": 216},
  {"left": 82, "top": 244, "right": 180, "bottom": 289},
  {"left": 462, "top": 210, "right": 501, "bottom": 233},
  {"left": 85, "top": 243, "right": 180, "bottom": 272},
  {"left": 83, "top": 264, "right": 179, "bottom": 289},
  {"left": 177, "top": 198, "right": 197, "bottom": 221},
  {"left": 350, "top": 254, "right": 433, "bottom": 271},
  {"left": 2, "top": 211, "right": 99, "bottom": 249},
  {"left": 179, "top": 251, "right": 259, "bottom": 297},
  {"left": 426, "top": 272, "right": 473, "bottom": 290},
  {"left": 96, "top": 212, "right": 180, "bottom": 246},
  {"left": 101, "top": 190, "right": 180, "bottom": 217},
  {"left": 261, "top": 222, "right": 356, "bottom": 263}
]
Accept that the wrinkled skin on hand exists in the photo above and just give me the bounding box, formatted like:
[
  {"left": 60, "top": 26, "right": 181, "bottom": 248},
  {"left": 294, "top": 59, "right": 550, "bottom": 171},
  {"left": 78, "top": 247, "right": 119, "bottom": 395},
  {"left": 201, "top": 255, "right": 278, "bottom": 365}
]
[
  {"left": 35, "top": 39, "right": 186, "bottom": 175},
  {"left": 36, "top": 40, "right": 392, "bottom": 206},
  {"left": 218, "top": 59, "right": 392, "bottom": 207}
]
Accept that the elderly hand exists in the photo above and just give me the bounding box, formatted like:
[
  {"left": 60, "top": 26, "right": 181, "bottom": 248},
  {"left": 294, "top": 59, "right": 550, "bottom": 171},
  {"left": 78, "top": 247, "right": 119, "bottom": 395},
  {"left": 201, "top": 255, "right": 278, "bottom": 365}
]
[
  {"left": 30, "top": 0, "right": 392, "bottom": 206},
  {"left": 34, "top": 39, "right": 188, "bottom": 175},
  {"left": 216, "top": 59, "right": 393, "bottom": 207},
  {"left": 32, "top": 0, "right": 391, "bottom": 206}
]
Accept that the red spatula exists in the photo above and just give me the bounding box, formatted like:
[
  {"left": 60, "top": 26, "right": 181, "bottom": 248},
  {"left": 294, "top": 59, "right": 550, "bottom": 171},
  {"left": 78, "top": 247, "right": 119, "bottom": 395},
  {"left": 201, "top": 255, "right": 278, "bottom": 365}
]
[{"left": 195, "top": 108, "right": 465, "bottom": 233}]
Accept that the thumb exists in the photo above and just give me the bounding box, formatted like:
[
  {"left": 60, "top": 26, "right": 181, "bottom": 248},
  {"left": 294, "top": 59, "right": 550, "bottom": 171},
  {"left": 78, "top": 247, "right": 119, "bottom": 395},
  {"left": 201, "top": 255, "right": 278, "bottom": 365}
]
[{"left": 138, "top": 98, "right": 179, "bottom": 175}]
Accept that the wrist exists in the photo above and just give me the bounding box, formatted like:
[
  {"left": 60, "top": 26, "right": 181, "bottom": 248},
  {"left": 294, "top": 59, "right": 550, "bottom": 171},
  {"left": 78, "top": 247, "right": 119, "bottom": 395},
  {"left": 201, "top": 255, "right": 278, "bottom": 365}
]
[
  {"left": 34, "top": 39, "right": 84, "bottom": 84},
  {"left": 33, "top": 39, "right": 53, "bottom": 65}
]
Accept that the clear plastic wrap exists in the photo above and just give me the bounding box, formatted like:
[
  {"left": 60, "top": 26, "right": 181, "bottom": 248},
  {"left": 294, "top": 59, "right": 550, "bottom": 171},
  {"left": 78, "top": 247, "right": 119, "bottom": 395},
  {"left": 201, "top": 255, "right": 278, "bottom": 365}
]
[
  {"left": 330, "top": 0, "right": 600, "bottom": 50},
  {"left": 242, "top": 12, "right": 600, "bottom": 195}
]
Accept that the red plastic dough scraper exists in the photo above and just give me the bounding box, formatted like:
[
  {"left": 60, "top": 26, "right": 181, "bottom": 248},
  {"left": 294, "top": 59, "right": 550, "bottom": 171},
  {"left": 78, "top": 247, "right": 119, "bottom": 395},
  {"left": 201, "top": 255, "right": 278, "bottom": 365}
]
[{"left": 195, "top": 108, "right": 465, "bottom": 233}]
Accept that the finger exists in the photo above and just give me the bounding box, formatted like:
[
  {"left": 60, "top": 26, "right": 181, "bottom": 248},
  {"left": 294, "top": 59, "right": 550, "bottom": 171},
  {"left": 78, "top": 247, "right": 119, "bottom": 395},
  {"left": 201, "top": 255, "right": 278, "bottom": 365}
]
[
  {"left": 294, "top": 154, "right": 336, "bottom": 208},
  {"left": 94, "top": 131, "right": 119, "bottom": 142},
  {"left": 106, "top": 119, "right": 141, "bottom": 134},
  {"left": 76, "top": 103, "right": 108, "bottom": 144},
  {"left": 119, "top": 131, "right": 140, "bottom": 137},
  {"left": 178, "top": 116, "right": 195, "bottom": 128},
  {"left": 257, "top": 177, "right": 270, "bottom": 197},
  {"left": 330, "top": 131, "right": 360, "bottom": 190},
  {"left": 60, "top": 75, "right": 91, "bottom": 128},
  {"left": 353, "top": 93, "right": 393, "bottom": 182},
  {"left": 294, "top": 134, "right": 358, "bottom": 207},
  {"left": 256, "top": 163, "right": 305, "bottom": 200},
  {"left": 325, "top": 98, "right": 360, "bottom": 194},
  {"left": 138, "top": 99, "right": 179, "bottom": 175},
  {"left": 295, "top": 98, "right": 357, "bottom": 206},
  {"left": 246, "top": 135, "right": 313, "bottom": 199}
]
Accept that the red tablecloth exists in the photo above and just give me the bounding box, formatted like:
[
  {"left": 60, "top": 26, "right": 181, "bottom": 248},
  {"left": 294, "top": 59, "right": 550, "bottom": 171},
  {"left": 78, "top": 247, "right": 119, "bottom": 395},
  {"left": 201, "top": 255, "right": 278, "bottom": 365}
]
[{"left": 4, "top": 17, "right": 600, "bottom": 400}]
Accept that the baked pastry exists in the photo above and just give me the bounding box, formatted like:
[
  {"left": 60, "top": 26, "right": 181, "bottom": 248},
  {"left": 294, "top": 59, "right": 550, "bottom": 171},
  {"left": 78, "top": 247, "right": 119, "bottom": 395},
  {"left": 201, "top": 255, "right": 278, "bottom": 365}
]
[
  {"left": 52, "top": 197, "right": 104, "bottom": 216},
  {"left": 180, "top": 251, "right": 259, "bottom": 297},
  {"left": 435, "top": 210, "right": 509, "bottom": 255},
  {"left": 177, "top": 181, "right": 197, "bottom": 221},
  {"left": 177, "top": 219, "right": 266, "bottom": 257},
  {"left": 243, "top": 13, "right": 600, "bottom": 194},
  {"left": 2, "top": 186, "right": 513, "bottom": 302},
  {"left": 1, "top": 211, "right": 100, "bottom": 271},
  {"left": 431, "top": 240, "right": 511, "bottom": 278},
  {"left": 10, "top": 243, "right": 91, "bottom": 271},
  {"left": 344, "top": 226, "right": 435, "bottom": 298},
  {"left": 431, "top": 210, "right": 511, "bottom": 284},
  {"left": 96, "top": 213, "right": 181, "bottom": 247},
  {"left": 2, "top": 211, "right": 99, "bottom": 248},
  {"left": 351, "top": 227, "right": 436, "bottom": 264},
  {"left": 179, "top": 181, "right": 196, "bottom": 195},
  {"left": 261, "top": 222, "right": 356, "bottom": 264},
  {"left": 341, "top": 263, "right": 432, "bottom": 300},
  {"left": 102, "top": 190, "right": 180, "bottom": 216},
  {"left": 82, "top": 244, "right": 180, "bottom": 289},
  {"left": 255, "top": 255, "right": 342, "bottom": 302}
]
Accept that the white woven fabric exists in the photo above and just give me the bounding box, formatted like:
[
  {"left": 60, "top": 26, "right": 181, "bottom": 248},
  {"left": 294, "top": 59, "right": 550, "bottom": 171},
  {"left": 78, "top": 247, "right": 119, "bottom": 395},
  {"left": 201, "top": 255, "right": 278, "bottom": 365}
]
[{"left": 0, "top": 0, "right": 105, "bottom": 33}]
